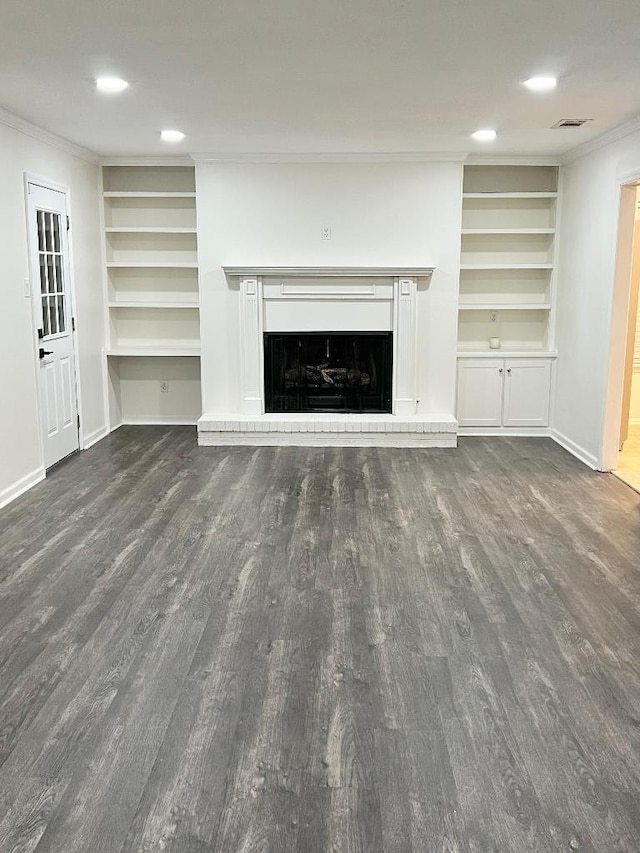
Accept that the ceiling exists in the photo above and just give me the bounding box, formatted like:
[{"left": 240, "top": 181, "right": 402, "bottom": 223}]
[{"left": 1, "top": 0, "right": 640, "bottom": 158}]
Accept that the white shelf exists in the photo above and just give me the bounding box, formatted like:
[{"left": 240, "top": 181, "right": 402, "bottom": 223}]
[
  {"left": 460, "top": 264, "right": 554, "bottom": 270},
  {"left": 463, "top": 192, "right": 558, "bottom": 199},
  {"left": 457, "top": 349, "right": 557, "bottom": 358},
  {"left": 108, "top": 301, "right": 199, "bottom": 309},
  {"left": 461, "top": 228, "right": 555, "bottom": 235},
  {"left": 458, "top": 303, "right": 551, "bottom": 311},
  {"left": 107, "top": 262, "right": 199, "bottom": 269},
  {"left": 103, "top": 192, "right": 196, "bottom": 198},
  {"left": 105, "top": 227, "right": 197, "bottom": 234},
  {"left": 107, "top": 347, "right": 201, "bottom": 357}
]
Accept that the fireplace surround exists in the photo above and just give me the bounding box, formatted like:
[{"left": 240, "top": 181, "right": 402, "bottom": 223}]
[{"left": 197, "top": 266, "right": 458, "bottom": 446}]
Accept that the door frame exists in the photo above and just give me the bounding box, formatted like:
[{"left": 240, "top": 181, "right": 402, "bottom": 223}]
[
  {"left": 24, "top": 173, "right": 85, "bottom": 466},
  {"left": 600, "top": 169, "right": 640, "bottom": 470}
]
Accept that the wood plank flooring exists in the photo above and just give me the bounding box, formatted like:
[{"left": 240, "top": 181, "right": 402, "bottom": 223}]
[{"left": 1, "top": 427, "right": 640, "bottom": 852}]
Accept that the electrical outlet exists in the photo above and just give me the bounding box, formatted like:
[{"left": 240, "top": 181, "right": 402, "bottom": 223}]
[
  {"left": 489, "top": 311, "right": 498, "bottom": 322},
  {"left": 160, "top": 380, "right": 169, "bottom": 393},
  {"left": 321, "top": 226, "right": 331, "bottom": 240}
]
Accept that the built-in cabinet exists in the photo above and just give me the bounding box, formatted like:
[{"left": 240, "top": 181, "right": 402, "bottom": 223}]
[
  {"left": 457, "top": 164, "right": 558, "bottom": 430},
  {"left": 102, "top": 164, "right": 201, "bottom": 426},
  {"left": 457, "top": 357, "right": 552, "bottom": 427}
]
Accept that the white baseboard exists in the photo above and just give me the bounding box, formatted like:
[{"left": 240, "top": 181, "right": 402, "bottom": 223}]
[
  {"left": 0, "top": 466, "right": 45, "bottom": 510},
  {"left": 83, "top": 424, "right": 109, "bottom": 449},
  {"left": 458, "top": 427, "right": 551, "bottom": 437},
  {"left": 123, "top": 416, "right": 198, "bottom": 426},
  {"left": 549, "top": 428, "right": 599, "bottom": 470}
]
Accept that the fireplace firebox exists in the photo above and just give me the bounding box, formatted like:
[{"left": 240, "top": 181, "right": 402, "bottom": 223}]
[{"left": 264, "top": 332, "right": 392, "bottom": 413}]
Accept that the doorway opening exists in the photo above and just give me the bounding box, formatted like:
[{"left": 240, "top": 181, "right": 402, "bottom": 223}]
[{"left": 606, "top": 183, "right": 640, "bottom": 489}]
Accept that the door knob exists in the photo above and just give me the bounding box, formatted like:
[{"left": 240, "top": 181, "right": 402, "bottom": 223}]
[{"left": 39, "top": 348, "right": 53, "bottom": 359}]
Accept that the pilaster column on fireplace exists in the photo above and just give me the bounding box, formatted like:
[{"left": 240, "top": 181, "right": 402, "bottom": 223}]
[
  {"left": 393, "top": 276, "right": 418, "bottom": 416},
  {"left": 239, "top": 276, "right": 264, "bottom": 415}
]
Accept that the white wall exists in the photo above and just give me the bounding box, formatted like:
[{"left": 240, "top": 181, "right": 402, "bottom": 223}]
[
  {"left": 196, "top": 161, "right": 462, "bottom": 415},
  {"left": 0, "top": 117, "right": 105, "bottom": 506},
  {"left": 553, "top": 128, "right": 640, "bottom": 467}
]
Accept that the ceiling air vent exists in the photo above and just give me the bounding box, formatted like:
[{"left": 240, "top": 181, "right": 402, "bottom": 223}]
[{"left": 551, "top": 118, "right": 593, "bottom": 128}]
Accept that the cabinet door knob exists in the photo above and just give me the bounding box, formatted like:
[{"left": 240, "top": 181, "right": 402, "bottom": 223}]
[
  {"left": 498, "top": 368, "right": 503, "bottom": 373},
  {"left": 507, "top": 368, "right": 511, "bottom": 374}
]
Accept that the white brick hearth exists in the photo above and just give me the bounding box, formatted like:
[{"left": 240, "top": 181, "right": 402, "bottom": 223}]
[{"left": 198, "top": 413, "right": 457, "bottom": 447}]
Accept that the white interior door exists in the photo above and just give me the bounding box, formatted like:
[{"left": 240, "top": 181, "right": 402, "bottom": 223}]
[{"left": 27, "top": 182, "right": 79, "bottom": 469}]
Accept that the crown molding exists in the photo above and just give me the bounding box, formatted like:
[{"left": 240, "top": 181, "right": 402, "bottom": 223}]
[
  {"left": 0, "top": 105, "right": 99, "bottom": 164},
  {"left": 100, "top": 156, "right": 195, "bottom": 166},
  {"left": 191, "top": 151, "right": 469, "bottom": 164},
  {"left": 465, "top": 154, "right": 561, "bottom": 166},
  {"left": 561, "top": 114, "right": 640, "bottom": 165}
]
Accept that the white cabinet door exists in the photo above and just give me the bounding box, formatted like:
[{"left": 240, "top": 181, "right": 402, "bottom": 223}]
[
  {"left": 503, "top": 359, "right": 551, "bottom": 427},
  {"left": 456, "top": 359, "right": 504, "bottom": 426}
]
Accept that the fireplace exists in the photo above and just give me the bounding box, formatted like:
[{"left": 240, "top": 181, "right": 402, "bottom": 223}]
[
  {"left": 198, "top": 267, "right": 457, "bottom": 448},
  {"left": 264, "top": 332, "right": 392, "bottom": 413}
]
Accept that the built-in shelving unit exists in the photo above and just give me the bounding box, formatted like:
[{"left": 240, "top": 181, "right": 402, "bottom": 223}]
[
  {"left": 458, "top": 165, "right": 558, "bottom": 353},
  {"left": 456, "top": 164, "right": 560, "bottom": 432},
  {"left": 102, "top": 164, "right": 201, "bottom": 427}
]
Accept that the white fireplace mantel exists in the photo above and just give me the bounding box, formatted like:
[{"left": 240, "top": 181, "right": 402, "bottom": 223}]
[
  {"left": 198, "top": 265, "right": 458, "bottom": 447},
  {"left": 223, "top": 266, "right": 435, "bottom": 278},
  {"left": 223, "top": 265, "right": 433, "bottom": 417}
]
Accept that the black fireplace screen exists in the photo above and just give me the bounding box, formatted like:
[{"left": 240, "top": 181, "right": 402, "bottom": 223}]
[{"left": 264, "top": 332, "right": 392, "bottom": 413}]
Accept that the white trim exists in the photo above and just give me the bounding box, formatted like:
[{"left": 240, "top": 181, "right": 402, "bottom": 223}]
[
  {"left": 0, "top": 106, "right": 98, "bottom": 164},
  {"left": 224, "top": 266, "right": 435, "bottom": 278},
  {"left": 83, "top": 424, "right": 109, "bottom": 449},
  {"left": 122, "top": 416, "right": 199, "bottom": 425},
  {"left": 458, "top": 427, "right": 551, "bottom": 437},
  {"left": 192, "top": 152, "right": 470, "bottom": 164},
  {"left": 100, "top": 156, "right": 195, "bottom": 166},
  {"left": 0, "top": 466, "right": 45, "bottom": 510},
  {"left": 465, "top": 155, "right": 562, "bottom": 166},
  {"left": 550, "top": 428, "right": 599, "bottom": 470},
  {"left": 561, "top": 114, "right": 640, "bottom": 165}
]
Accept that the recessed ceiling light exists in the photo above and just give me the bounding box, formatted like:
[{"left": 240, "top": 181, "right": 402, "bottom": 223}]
[
  {"left": 95, "top": 76, "right": 129, "bottom": 94},
  {"left": 160, "top": 130, "right": 185, "bottom": 143},
  {"left": 523, "top": 76, "right": 557, "bottom": 92},
  {"left": 471, "top": 129, "right": 497, "bottom": 142}
]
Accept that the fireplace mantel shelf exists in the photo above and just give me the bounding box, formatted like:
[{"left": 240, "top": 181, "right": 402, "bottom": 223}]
[{"left": 223, "top": 265, "right": 435, "bottom": 278}]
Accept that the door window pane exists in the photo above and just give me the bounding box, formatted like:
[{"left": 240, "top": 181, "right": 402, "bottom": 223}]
[
  {"left": 57, "top": 295, "right": 66, "bottom": 333},
  {"left": 37, "top": 209, "right": 67, "bottom": 338},
  {"left": 37, "top": 210, "right": 45, "bottom": 252}
]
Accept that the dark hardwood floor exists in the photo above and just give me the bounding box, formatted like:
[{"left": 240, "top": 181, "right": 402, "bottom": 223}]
[{"left": 1, "top": 427, "right": 640, "bottom": 852}]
